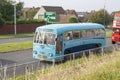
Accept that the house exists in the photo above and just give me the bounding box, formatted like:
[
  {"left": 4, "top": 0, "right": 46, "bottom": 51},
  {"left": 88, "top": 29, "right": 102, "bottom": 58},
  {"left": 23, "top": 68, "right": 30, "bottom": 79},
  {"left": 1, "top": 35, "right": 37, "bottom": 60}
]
[
  {"left": 33, "top": 6, "right": 65, "bottom": 22},
  {"left": 22, "top": 7, "right": 40, "bottom": 19},
  {"left": 77, "top": 12, "right": 90, "bottom": 22},
  {"left": 65, "top": 9, "right": 78, "bottom": 18},
  {"left": 58, "top": 9, "right": 78, "bottom": 22},
  {"left": 33, "top": 6, "right": 78, "bottom": 23}
]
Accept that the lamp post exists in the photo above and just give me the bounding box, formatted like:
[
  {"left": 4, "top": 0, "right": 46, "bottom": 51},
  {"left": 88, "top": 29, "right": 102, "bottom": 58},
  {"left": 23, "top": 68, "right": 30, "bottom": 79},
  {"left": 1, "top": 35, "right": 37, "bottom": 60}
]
[
  {"left": 104, "top": 0, "right": 107, "bottom": 26},
  {"left": 14, "top": 1, "right": 17, "bottom": 35}
]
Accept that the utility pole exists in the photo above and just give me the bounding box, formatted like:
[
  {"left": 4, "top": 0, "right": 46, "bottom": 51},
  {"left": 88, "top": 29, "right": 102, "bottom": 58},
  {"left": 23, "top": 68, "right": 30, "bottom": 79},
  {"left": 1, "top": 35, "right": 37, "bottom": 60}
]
[
  {"left": 14, "top": 1, "right": 17, "bottom": 35},
  {"left": 104, "top": 0, "right": 107, "bottom": 26}
]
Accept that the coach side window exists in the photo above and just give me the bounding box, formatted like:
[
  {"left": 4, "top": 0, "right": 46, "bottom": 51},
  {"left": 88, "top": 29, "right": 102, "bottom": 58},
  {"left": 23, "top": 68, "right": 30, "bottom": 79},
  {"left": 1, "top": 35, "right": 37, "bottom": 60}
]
[
  {"left": 94, "top": 29, "right": 99, "bottom": 36},
  {"left": 73, "top": 31, "right": 80, "bottom": 39},
  {"left": 99, "top": 29, "right": 105, "bottom": 37},
  {"left": 64, "top": 31, "right": 73, "bottom": 40},
  {"left": 81, "top": 30, "right": 87, "bottom": 38},
  {"left": 86, "top": 30, "right": 94, "bottom": 37}
]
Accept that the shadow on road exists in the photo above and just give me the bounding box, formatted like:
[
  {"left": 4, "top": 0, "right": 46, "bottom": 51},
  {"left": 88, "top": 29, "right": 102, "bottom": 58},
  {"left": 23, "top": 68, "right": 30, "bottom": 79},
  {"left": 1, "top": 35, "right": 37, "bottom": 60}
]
[{"left": 0, "top": 59, "right": 16, "bottom": 66}]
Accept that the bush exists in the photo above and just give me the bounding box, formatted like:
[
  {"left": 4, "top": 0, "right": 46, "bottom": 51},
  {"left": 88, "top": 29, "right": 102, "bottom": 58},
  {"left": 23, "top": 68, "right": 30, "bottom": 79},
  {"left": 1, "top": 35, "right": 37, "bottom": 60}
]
[
  {"left": 0, "top": 13, "right": 5, "bottom": 27},
  {"left": 5, "top": 19, "right": 46, "bottom": 25},
  {"left": 0, "top": 18, "right": 5, "bottom": 26},
  {"left": 68, "top": 16, "right": 78, "bottom": 23},
  {"left": 17, "top": 19, "right": 45, "bottom": 24},
  {"left": 5, "top": 21, "right": 14, "bottom": 25}
]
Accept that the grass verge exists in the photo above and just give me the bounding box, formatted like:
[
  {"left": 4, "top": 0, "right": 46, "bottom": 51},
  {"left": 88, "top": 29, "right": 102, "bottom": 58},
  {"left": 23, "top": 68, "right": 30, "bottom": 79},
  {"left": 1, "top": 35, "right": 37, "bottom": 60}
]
[
  {"left": 0, "top": 33, "right": 33, "bottom": 39},
  {"left": 9, "top": 51, "right": 120, "bottom": 80},
  {"left": 0, "top": 41, "right": 32, "bottom": 53},
  {"left": 106, "top": 32, "right": 112, "bottom": 38}
]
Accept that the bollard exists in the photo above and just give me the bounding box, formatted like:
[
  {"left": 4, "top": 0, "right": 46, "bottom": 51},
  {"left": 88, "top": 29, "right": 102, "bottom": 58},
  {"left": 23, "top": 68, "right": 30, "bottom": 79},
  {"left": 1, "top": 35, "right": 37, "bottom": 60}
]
[
  {"left": 3, "top": 66, "right": 7, "bottom": 80},
  {"left": 13, "top": 63, "right": 16, "bottom": 80},
  {"left": 101, "top": 47, "right": 104, "bottom": 56}
]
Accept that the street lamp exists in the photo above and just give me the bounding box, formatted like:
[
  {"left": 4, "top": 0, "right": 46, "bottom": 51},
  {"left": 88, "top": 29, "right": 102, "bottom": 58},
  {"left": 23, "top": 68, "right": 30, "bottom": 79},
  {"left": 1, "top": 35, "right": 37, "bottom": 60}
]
[
  {"left": 104, "top": 0, "right": 107, "bottom": 26},
  {"left": 14, "top": 1, "right": 17, "bottom": 35}
]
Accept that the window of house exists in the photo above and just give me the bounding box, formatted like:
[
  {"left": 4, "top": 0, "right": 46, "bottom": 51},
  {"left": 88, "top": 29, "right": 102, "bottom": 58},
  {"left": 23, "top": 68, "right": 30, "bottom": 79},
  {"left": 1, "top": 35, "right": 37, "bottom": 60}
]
[{"left": 38, "top": 15, "right": 44, "bottom": 19}]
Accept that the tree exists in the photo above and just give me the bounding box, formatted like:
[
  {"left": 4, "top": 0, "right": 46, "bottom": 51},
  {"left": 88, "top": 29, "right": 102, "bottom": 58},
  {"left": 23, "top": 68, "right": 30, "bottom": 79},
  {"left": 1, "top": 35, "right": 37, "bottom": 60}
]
[
  {"left": 0, "top": 0, "right": 24, "bottom": 21},
  {"left": 16, "top": 2, "right": 24, "bottom": 19},
  {"left": 0, "top": 13, "right": 4, "bottom": 26},
  {"left": 88, "top": 9, "right": 112, "bottom": 26},
  {"left": 27, "top": 7, "right": 38, "bottom": 19},
  {"left": 68, "top": 16, "right": 78, "bottom": 23}
]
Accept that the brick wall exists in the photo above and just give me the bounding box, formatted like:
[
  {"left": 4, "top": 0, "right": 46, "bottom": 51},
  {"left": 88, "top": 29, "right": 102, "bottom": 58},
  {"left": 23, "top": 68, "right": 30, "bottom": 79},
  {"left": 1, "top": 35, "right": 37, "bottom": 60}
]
[
  {"left": 58, "top": 14, "right": 77, "bottom": 23},
  {"left": 0, "top": 23, "right": 45, "bottom": 34}
]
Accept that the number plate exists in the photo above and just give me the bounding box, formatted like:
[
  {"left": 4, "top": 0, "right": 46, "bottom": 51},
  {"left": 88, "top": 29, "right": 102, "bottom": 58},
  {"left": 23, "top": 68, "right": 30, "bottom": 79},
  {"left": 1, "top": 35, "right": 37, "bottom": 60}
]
[
  {"left": 43, "top": 56, "right": 47, "bottom": 59},
  {"left": 38, "top": 54, "right": 42, "bottom": 58}
]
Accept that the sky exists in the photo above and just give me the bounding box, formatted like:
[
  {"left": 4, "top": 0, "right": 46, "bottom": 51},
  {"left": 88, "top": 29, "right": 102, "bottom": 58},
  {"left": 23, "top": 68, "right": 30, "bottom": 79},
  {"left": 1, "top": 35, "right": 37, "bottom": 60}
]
[{"left": 18, "top": 0, "right": 120, "bottom": 13}]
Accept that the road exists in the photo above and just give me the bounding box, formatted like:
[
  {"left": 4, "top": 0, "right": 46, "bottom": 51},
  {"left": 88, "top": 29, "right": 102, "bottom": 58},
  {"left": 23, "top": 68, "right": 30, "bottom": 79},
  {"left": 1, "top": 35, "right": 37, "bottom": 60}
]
[
  {"left": 0, "top": 49, "right": 34, "bottom": 66},
  {"left": 0, "top": 37, "right": 33, "bottom": 44},
  {"left": 0, "top": 37, "right": 34, "bottom": 66}
]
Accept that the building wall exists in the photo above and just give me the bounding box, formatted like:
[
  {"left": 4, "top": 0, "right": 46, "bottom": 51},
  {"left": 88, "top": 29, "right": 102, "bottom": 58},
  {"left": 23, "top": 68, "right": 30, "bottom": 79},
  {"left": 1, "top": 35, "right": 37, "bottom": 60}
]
[
  {"left": 33, "top": 7, "right": 46, "bottom": 19},
  {"left": 58, "top": 14, "right": 77, "bottom": 23},
  {"left": 0, "top": 23, "right": 45, "bottom": 34}
]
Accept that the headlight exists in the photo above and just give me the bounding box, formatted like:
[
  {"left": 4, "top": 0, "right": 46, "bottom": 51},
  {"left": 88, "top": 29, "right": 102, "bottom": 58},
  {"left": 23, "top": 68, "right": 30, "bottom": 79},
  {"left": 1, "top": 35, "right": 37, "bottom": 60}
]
[
  {"left": 33, "top": 51, "right": 37, "bottom": 54},
  {"left": 49, "top": 53, "right": 53, "bottom": 57}
]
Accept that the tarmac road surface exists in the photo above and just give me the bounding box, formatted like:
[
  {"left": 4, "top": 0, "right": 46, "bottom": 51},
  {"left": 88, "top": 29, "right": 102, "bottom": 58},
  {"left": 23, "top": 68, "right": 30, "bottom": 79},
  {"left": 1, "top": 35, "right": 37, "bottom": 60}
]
[{"left": 0, "top": 37, "right": 33, "bottom": 44}]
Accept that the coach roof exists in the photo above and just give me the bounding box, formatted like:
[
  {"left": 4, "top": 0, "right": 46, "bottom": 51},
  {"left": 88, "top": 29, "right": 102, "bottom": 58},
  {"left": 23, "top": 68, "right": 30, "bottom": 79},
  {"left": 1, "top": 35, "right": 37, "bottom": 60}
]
[{"left": 37, "top": 23, "right": 105, "bottom": 33}]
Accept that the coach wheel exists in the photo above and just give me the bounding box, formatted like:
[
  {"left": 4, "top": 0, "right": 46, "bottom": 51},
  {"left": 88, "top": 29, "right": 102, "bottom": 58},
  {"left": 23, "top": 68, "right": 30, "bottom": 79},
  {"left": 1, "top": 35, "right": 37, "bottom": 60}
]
[{"left": 112, "top": 41, "right": 116, "bottom": 44}]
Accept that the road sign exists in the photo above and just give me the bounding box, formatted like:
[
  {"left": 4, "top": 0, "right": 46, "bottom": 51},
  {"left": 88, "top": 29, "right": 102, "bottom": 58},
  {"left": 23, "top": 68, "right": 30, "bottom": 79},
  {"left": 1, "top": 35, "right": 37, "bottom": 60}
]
[{"left": 44, "top": 12, "right": 56, "bottom": 22}]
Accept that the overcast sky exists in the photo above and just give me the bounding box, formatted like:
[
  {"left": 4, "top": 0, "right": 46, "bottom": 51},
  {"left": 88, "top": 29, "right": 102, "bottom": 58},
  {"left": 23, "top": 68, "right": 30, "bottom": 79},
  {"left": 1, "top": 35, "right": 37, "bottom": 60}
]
[{"left": 18, "top": 0, "right": 120, "bottom": 13}]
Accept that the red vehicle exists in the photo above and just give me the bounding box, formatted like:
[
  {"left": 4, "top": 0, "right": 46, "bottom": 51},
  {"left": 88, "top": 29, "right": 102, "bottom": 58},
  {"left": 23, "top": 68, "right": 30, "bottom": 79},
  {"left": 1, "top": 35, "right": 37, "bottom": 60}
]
[{"left": 111, "top": 12, "right": 120, "bottom": 44}]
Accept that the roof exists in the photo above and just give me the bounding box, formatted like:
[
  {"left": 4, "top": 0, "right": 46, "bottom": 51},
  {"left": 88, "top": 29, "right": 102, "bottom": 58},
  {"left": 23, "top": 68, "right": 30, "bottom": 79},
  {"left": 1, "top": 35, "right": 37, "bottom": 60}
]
[
  {"left": 42, "top": 6, "right": 65, "bottom": 14},
  {"left": 65, "top": 9, "right": 78, "bottom": 17},
  {"left": 23, "top": 8, "right": 31, "bottom": 11},
  {"left": 37, "top": 23, "right": 105, "bottom": 34}
]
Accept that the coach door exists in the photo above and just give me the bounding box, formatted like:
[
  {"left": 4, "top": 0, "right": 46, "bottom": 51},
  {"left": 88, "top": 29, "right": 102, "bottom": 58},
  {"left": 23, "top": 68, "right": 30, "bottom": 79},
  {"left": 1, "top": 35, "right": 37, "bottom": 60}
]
[{"left": 56, "top": 34, "right": 63, "bottom": 54}]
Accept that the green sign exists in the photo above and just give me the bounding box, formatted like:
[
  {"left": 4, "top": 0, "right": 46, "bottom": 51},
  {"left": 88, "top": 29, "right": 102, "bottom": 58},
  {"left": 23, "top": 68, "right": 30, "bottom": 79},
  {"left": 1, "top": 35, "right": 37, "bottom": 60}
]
[{"left": 44, "top": 12, "right": 56, "bottom": 22}]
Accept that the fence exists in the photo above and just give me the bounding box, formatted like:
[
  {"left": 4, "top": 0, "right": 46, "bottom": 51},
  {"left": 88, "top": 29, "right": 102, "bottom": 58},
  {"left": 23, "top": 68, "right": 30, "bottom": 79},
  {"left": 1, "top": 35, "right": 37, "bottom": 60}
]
[{"left": 0, "top": 44, "right": 120, "bottom": 80}]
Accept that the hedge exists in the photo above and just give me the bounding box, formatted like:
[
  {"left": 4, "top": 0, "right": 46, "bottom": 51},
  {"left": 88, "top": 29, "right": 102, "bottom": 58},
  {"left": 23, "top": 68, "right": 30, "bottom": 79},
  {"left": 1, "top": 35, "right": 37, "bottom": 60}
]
[{"left": 5, "top": 19, "right": 46, "bottom": 25}]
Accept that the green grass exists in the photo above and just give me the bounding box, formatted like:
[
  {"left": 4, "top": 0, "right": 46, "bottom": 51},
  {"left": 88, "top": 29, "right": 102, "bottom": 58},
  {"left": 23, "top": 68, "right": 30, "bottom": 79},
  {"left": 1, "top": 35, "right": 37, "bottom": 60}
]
[
  {"left": 0, "top": 41, "right": 32, "bottom": 53},
  {"left": 106, "top": 32, "right": 112, "bottom": 38},
  {"left": 8, "top": 51, "right": 120, "bottom": 80},
  {"left": 0, "top": 33, "right": 34, "bottom": 39}
]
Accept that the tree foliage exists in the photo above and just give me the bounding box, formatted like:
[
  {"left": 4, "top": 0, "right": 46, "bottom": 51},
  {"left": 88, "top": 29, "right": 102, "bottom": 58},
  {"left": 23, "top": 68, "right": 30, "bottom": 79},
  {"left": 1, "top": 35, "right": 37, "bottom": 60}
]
[
  {"left": 0, "top": 0, "right": 23, "bottom": 21},
  {"left": 68, "top": 16, "right": 78, "bottom": 23},
  {"left": 27, "top": 8, "right": 38, "bottom": 19},
  {"left": 16, "top": 2, "right": 24, "bottom": 19},
  {"left": 88, "top": 9, "right": 112, "bottom": 25},
  {"left": 0, "top": 13, "right": 5, "bottom": 26}
]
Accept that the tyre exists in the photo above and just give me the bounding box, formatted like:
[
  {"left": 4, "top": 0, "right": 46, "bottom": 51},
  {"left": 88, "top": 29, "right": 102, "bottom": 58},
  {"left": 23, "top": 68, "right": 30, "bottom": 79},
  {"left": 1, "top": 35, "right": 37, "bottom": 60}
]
[{"left": 112, "top": 41, "right": 116, "bottom": 44}]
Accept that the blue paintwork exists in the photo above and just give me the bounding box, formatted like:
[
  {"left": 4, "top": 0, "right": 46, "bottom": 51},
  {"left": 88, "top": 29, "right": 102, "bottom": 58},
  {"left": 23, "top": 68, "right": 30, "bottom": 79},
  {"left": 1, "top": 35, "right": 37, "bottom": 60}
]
[
  {"left": 33, "top": 23, "right": 106, "bottom": 62},
  {"left": 36, "top": 23, "right": 105, "bottom": 34}
]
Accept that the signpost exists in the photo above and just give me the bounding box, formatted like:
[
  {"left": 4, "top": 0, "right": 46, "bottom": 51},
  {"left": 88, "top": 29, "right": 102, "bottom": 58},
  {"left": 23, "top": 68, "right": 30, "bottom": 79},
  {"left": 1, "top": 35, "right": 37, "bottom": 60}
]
[{"left": 44, "top": 12, "right": 56, "bottom": 24}]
